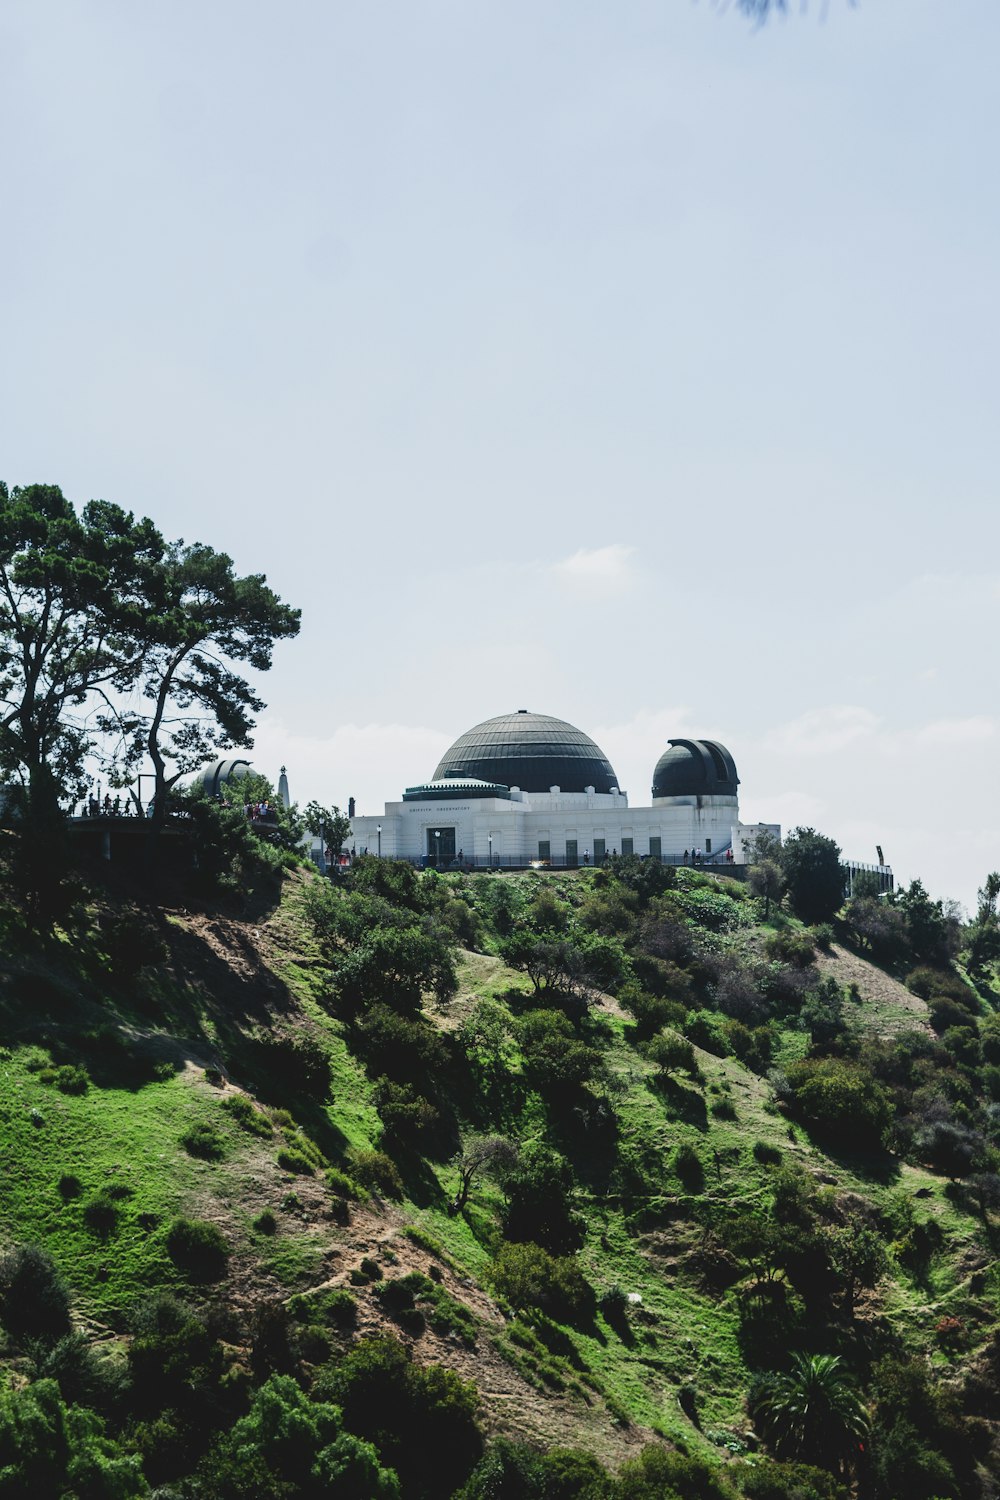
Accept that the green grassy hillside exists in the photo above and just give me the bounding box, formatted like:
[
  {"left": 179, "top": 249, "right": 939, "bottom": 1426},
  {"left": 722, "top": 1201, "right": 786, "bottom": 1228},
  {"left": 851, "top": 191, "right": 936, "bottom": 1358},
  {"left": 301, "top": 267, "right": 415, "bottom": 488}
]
[{"left": 0, "top": 850, "right": 998, "bottom": 1499}]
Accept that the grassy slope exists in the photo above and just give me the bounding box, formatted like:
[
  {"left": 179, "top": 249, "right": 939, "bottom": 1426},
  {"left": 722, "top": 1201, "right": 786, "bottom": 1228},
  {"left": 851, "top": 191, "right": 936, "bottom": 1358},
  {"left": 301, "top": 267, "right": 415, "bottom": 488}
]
[{"left": 0, "top": 865, "right": 996, "bottom": 1471}]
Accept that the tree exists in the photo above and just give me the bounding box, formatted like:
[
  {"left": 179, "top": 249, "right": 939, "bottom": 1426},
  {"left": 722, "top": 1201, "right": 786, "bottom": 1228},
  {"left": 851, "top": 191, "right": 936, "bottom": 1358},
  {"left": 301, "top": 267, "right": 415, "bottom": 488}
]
[
  {"left": 780, "top": 828, "right": 845, "bottom": 925},
  {"left": 303, "top": 800, "right": 352, "bottom": 863},
  {"left": 449, "top": 1135, "right": 520, "bottom": 1215},
  {"left": 898, "top": 880, "right": 956, "bottom": 967},
  {"left": 749, "top": 859, "right": 785, "bottom": 920},
  {"left": 0, "top": 485, "right": 164, "bottom": 914},
  {"left": 0, "top": 485, "right": 162, "bottom": 796},
  {"left": 646, "top": 1028, "right": 702, "bottom": 1085},
  {"left": 110, "top": 541, "right": 299, "bottom": 829},
  {"left": 967, "top": 871, "right": 1000, "bottom": 974},
  {"left": 751, "top": 1353, "right": 869, "bottom": 1475}
]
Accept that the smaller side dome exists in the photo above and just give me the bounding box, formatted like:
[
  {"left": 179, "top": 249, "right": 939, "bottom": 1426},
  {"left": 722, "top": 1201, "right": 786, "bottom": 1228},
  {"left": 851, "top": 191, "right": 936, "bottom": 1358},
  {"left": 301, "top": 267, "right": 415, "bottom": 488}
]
[
  {"left": 175, "top": 757, "right": 254, "bottom": 799},
  {"left": 652, "top": 740, "right": 738, "bottom": 801}
]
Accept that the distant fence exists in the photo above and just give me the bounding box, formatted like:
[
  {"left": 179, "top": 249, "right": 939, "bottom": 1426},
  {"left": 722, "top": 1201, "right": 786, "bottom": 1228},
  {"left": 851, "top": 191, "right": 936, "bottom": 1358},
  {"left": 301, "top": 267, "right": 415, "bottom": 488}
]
[{"left": 331, "top": 852, "right": 749, "bottom": 876}]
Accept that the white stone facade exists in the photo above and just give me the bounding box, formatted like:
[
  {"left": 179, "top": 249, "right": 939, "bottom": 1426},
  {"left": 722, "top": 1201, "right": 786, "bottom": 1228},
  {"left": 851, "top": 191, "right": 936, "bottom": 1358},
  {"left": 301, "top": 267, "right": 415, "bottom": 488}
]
[{"left": 350, "top": 788, "right": 777, "bottom": 867}]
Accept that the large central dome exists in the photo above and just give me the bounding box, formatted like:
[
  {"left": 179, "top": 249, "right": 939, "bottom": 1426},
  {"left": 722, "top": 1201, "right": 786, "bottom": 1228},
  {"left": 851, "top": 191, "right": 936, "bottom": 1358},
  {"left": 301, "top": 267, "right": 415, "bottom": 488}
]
[{"left": 433, "top": 710, "right": 620, "bottom": 794}]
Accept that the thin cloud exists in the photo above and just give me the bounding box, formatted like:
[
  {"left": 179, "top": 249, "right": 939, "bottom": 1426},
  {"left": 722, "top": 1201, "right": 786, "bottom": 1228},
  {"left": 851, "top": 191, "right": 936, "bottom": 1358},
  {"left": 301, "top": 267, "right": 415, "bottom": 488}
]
[{"left": 551, "top": 544, "right": 636, "bottom": 592}]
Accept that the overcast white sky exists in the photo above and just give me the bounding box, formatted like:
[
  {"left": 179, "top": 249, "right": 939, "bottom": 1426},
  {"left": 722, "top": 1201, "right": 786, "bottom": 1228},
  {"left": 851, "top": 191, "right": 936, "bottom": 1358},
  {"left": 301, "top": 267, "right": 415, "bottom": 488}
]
[{"left": 2, "top": 1, "right": 998, "bottom": 910}]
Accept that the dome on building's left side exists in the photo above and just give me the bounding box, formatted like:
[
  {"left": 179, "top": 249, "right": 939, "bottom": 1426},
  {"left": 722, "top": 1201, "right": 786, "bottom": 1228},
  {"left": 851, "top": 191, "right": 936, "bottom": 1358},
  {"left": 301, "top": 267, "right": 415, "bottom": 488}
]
[{"left": 433, "top": 710, "right": 620, "bottom": 794}]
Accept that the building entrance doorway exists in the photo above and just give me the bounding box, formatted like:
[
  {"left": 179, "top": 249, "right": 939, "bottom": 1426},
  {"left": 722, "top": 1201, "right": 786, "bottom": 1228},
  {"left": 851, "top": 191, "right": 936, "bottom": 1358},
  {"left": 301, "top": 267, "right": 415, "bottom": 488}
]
[{"left": 427, "top": 827, "right": 456, "bottom": 866}]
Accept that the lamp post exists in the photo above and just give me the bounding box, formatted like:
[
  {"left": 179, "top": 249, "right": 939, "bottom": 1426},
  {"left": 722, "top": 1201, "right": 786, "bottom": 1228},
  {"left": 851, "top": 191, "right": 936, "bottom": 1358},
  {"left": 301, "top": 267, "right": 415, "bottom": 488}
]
[
  {"left": 488, "top": 834, "right": 493, "bottom": 869},
  {"left": 377, "top": 823, "right": 382, "bottom": 858},
  {"left": 434, "top": 830, "right": 441, "bottom": 868}
]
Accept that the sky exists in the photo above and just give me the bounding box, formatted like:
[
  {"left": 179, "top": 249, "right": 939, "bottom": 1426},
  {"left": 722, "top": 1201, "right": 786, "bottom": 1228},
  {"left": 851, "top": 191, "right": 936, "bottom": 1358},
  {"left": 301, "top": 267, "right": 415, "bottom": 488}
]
[{"left": 2, "top": 1, "right": 998, "bottom": 911}]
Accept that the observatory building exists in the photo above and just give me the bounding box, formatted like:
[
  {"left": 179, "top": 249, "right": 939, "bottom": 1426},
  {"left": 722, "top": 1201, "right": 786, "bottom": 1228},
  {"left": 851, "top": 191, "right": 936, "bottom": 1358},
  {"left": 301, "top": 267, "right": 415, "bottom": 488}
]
[{"left": 348, "top": 709, "right": 779, "bottom": 867}]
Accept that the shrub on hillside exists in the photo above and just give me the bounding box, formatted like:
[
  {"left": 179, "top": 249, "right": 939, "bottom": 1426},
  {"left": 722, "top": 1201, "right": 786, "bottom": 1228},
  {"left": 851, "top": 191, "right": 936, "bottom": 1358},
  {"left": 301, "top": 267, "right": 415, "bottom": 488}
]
[
  {"left": 222, "top": 1093, "right": 273, "bottom": 1137},
  {"left": 0, "top": 1244, "right": 71, "bottom": 1343},
  {"left": 906, "top": 966, "right": 977, "bottom": 1007},
  {"left": 347, "top": 1148, "right": 403, "bottom": 1199},
  {"left": 617, "top": 1446, "right": 735, "bottom": 1500},
  {"left": 277, "top": 1148, "right": 315, "bottom": 1176},
  {"left": 929, "top": 997, "right": 977, "bottom": 1036},
  {"left": 726, "top": 1020, "right": 774, "bottom": 1074},
  {"left": 490, "top": 1242, "right": 594, "bottom": 1325},
  {"left": 250, "top": 1031, "right": 332, "bottom": 1104},
  {"left": 674, "top": 1143, "right": 705, "bottom": 1193},
  {"left": 83, "top": 1192, "right": 121, "bottom": 1239},
  {"left": 181, "top": 1123, "right": 225, "bottom": 1160},
  {"left": 785, "top": 1058, "right": 893, "bottom": 1150},
  {"left": 166, "top": 1218, "right": 229, "bottom": 1281},
  {"left": 620, "top": 985, "right": 688, "bottom": 1041},
  {"left": 646, "top": 1029, "right": 702, "bottom": 1085},
  {"left": 355, "top": 1004, "right": 448, "bottom": 1085},
  {"left": 44, "top": 1063, "right": 89, "bottom": 1094},
  {"left": 318, "top": 1334, "right": 482, "bottom": 1499},
  {"left": 517, "top": 1009, "right": 607, "bottom": 1100},
  {"left": 684, "top": 1009, "right": 730, "bottom": 1056},
  {"left": 500, "top": 1143, "right": 585, "bottom": 1255},
  {"left": 765, "top": 929, "right": 817, "bottom": 968}
]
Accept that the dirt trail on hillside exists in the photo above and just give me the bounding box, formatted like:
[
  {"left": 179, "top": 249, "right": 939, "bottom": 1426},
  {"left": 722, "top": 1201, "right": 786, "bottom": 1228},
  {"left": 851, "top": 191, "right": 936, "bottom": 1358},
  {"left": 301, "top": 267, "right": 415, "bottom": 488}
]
[{"left": 815, "top": 943, "right": 931, "bottom": 1036}]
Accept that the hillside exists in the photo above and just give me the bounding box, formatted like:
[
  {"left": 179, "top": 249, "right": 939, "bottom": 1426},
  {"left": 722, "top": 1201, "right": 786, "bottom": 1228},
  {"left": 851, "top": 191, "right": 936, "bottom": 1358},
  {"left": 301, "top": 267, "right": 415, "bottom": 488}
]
[{"left": 0, "top": 850, "right": 998, "bottom": 1499}]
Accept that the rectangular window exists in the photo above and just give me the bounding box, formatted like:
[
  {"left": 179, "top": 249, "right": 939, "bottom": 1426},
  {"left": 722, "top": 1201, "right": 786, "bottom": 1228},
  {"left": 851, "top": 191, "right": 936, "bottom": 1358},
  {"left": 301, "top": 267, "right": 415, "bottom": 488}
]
[
  {"left": 565, "top": 839, "right": 578, "bottom": 868},
  {"left": 538, "top": 840, "right": 551, "bottom": 863},
  {"left": 705, "top": 838, "right": 712, "bottom": 854},
  {"left": 593, "top": 838, "right": 606, "bottom": 864},
  {"left": 649, "top": 836, "right": 662, "bottom": 859},
  {"left": 622, "top": 837, "right": 634, "bottom": 856}
]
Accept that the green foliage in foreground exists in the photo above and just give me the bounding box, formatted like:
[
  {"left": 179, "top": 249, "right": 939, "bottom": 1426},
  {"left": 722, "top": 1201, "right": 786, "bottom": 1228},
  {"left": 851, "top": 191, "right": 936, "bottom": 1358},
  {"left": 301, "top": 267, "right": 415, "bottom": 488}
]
[{"left": 0, "top": 835, "right": 999, "bottom": 1496}]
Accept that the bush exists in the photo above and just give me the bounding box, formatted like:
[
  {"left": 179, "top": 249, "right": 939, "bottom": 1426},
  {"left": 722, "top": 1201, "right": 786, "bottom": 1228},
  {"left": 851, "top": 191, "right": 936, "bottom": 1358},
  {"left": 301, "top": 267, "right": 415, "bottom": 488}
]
[
  {"left": 710, "top": 1096, "right": 737, "bottom": 1120},
  {"left": 347, "top": 1148, "right": 403, "bottom": 1198},
  {"left": 222, "top": 1093, "right": 273, "bottom": 1137},
  {"left": 277, "top": 1148, "right": 315, "bottom": 1176},
  {"left": 0, "top": 1244, "right": 71, "bottom": 1342},
  {"left": 251, "top": 1031, "right": 333, "bottom": 1104},
  {"left": 253, "top": 1210, "right": 277, "bottom": 1235},
  {"left": 57, "top": 1173, "right": 82, "bottom": 1199},
  {"left": 674, "top": 1143, "right": 705, "bottom": 1192},
  {"left": 500, "top": 1143, "right": 585, "bottom": 1255},
  {"left": 166, "top": 1218, "right": 229, "bottom": 1281},
  {"left": 373, "top": 1077, "right": 440, "bottom": 1148},
  {"left": 811, "top": 923, "right": 836, "bottom": 953},
  {"left": 785, "top": 1058, "right": 893, "bottom": 1149},
  {"left": 620, "top": 987, "right": 688, "bottom": 1041},
  {"left": 765, "top": 929, "right": 817, "bottom": 968},
  {"left": 49, "top": 1063, "right": 89, "bottom": 1095},
  {"left": 490, "top": 1242, "right": 594, "bottom": 1325},
  {"left": 906, "top": 966, "right": 976, "bottom": 1007},
  {"left": 320, "top": 1334, "right": 481, "bottom": 1497},
  {"left": 326, "top": 1167, "right": 363, "bottom": 1201},
  {"left": 181, "top": 1123, "right": 226, "bottom": 1160},
  {"left": 753, "top": 1140, "right": 783, "bottom": 1166},
  {"left": 646, "top": 1029, "right": 702, "bottom": 1084},
  {"left": 684, "top": 1009, "right": 730, "bottom": 1056},
  {"left": 83, "top": 1193, "right": 120, "bottom": 1238}
]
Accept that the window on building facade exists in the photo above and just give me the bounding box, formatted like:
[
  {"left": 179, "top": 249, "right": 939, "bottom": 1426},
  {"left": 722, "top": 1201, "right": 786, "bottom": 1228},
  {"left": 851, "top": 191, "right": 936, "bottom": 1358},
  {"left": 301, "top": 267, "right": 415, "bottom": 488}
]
[
  {"left": 565, "top": 839, "right": 578, "bottom": 867},
  {"left": 538, "top": 840, "right": 551, "bottom": 862},
  {"left": 622, "top": 837, "right": 634, "bottom": 856},
  {"left": 705, "top": 838, "right": 712, "bottom": 854},
  {"left": 594, "top": 838, "right": 606, "bottom": 863},
  {"left": 649, "top": 836, "right": 661, "bottom": 859}
]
